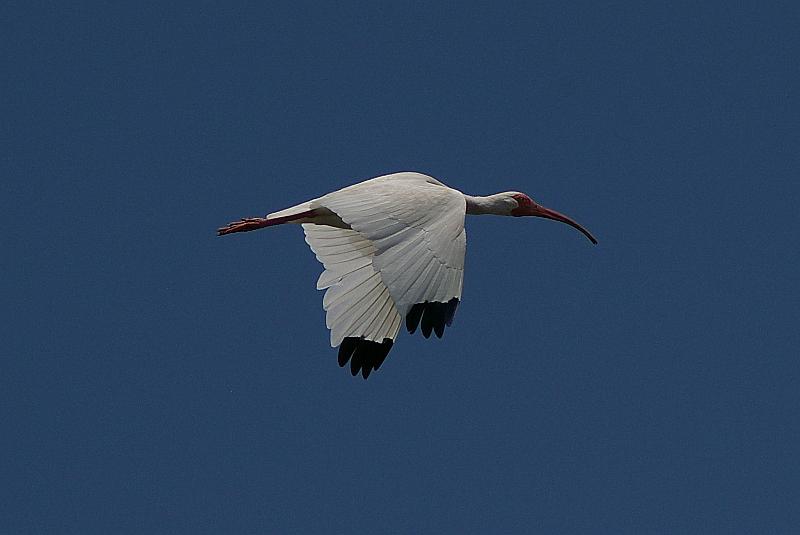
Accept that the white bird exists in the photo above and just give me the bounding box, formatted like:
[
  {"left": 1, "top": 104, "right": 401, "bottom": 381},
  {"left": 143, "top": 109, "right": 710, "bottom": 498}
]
[{"left": 218, "top": 172, "right": 596, "bottom": 379}]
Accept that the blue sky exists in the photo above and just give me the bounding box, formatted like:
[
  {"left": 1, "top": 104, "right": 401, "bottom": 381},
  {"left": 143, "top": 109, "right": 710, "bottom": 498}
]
[{"left": 3, "top": 2, "right": 798, "bottom": 533}]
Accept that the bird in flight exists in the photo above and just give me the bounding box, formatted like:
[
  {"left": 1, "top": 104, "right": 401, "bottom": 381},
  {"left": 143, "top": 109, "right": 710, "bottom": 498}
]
[{"left": 218, "top": 172, "right": 596, "bottom": 379}]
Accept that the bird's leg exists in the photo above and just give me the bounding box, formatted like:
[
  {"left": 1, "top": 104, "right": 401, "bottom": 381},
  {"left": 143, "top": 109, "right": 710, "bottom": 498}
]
[
  {"left": 217, "top": 209, "right": 321, "bottom": 235},
  {"left": 217, "top": 217, "right": 272, "bottom": 235}
]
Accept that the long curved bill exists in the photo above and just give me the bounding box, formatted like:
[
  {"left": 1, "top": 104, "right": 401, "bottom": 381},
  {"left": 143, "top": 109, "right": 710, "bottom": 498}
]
[{"left": 530, "top": 204, "right": 598, "bottom": 244}]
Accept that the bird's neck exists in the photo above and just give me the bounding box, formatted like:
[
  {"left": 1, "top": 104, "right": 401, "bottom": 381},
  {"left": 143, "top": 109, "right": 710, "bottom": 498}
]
[{"left": 464, "top": 194, "right": 512, "bottom": 216}]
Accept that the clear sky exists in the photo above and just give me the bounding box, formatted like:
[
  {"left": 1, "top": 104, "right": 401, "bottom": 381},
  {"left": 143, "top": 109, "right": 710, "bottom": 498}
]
[{"left": 3, "top": 2, "right": 798, "bottom": 533}]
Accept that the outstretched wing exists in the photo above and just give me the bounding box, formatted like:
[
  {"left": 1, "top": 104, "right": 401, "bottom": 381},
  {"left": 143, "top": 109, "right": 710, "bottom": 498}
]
[
  {"left": 320, "top": 173, "right": 466, "bottom": 323},
  {"left": 303, "top": 224, "right": 401, "bottom": 379},
  {"left": 302, "top": 173, "right": 467, "bottom": 378}
]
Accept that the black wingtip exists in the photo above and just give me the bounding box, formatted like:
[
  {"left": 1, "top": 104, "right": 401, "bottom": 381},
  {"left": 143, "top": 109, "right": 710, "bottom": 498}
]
[
  {"left": 406, "top": 304, "right": 424, "bottom": 334},
  {"left": 338, "top": 338, "right": 357, "bottom": 367},
  {"left": 421, "top": 319, "right": 433, "bottom": 338},
  {"left": 337, "top": 337, "right": 394, "bottom": 379},
  {"left": 434, "top": 321, "right": 445, "bottom": 338},
  {"left": 405, "top": 298, "right": 459, "bottom": 340}
]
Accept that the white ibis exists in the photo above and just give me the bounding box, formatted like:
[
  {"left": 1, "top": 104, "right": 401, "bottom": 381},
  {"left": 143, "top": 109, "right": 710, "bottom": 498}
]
[{"left": 219, "top": 172, "right": 596, "bottom": 379}]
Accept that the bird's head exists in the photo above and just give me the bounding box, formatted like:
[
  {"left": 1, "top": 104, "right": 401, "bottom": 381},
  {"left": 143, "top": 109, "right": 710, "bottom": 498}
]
[{"left": 508, "top": 192, "right": 597, "bottom": 244}]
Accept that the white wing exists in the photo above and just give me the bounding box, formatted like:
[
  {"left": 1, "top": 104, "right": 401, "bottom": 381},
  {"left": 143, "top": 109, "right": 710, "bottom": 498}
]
[
  {"left": 305, "top": 173, "right": 466, "bottom": 357},
  {"left": 303, "top": 224, "right": 403, "bottom": 347},
  {"left": 303, "top": 223, "right": 402, "bottom": 378}
]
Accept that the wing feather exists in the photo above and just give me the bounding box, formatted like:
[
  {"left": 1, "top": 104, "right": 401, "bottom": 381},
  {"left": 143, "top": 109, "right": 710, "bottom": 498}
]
[
  {"left": 322, "top": 268, "right": 379, "bottom": 309},
  {"left": 303, "top": 224, "right": 402, "bottom": 347},
  {"left": 303, "top": 173, "right": 466, "bottom": 362},
  {"left": 343, "top": 287, "right": 397, "bottom": 343}
]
